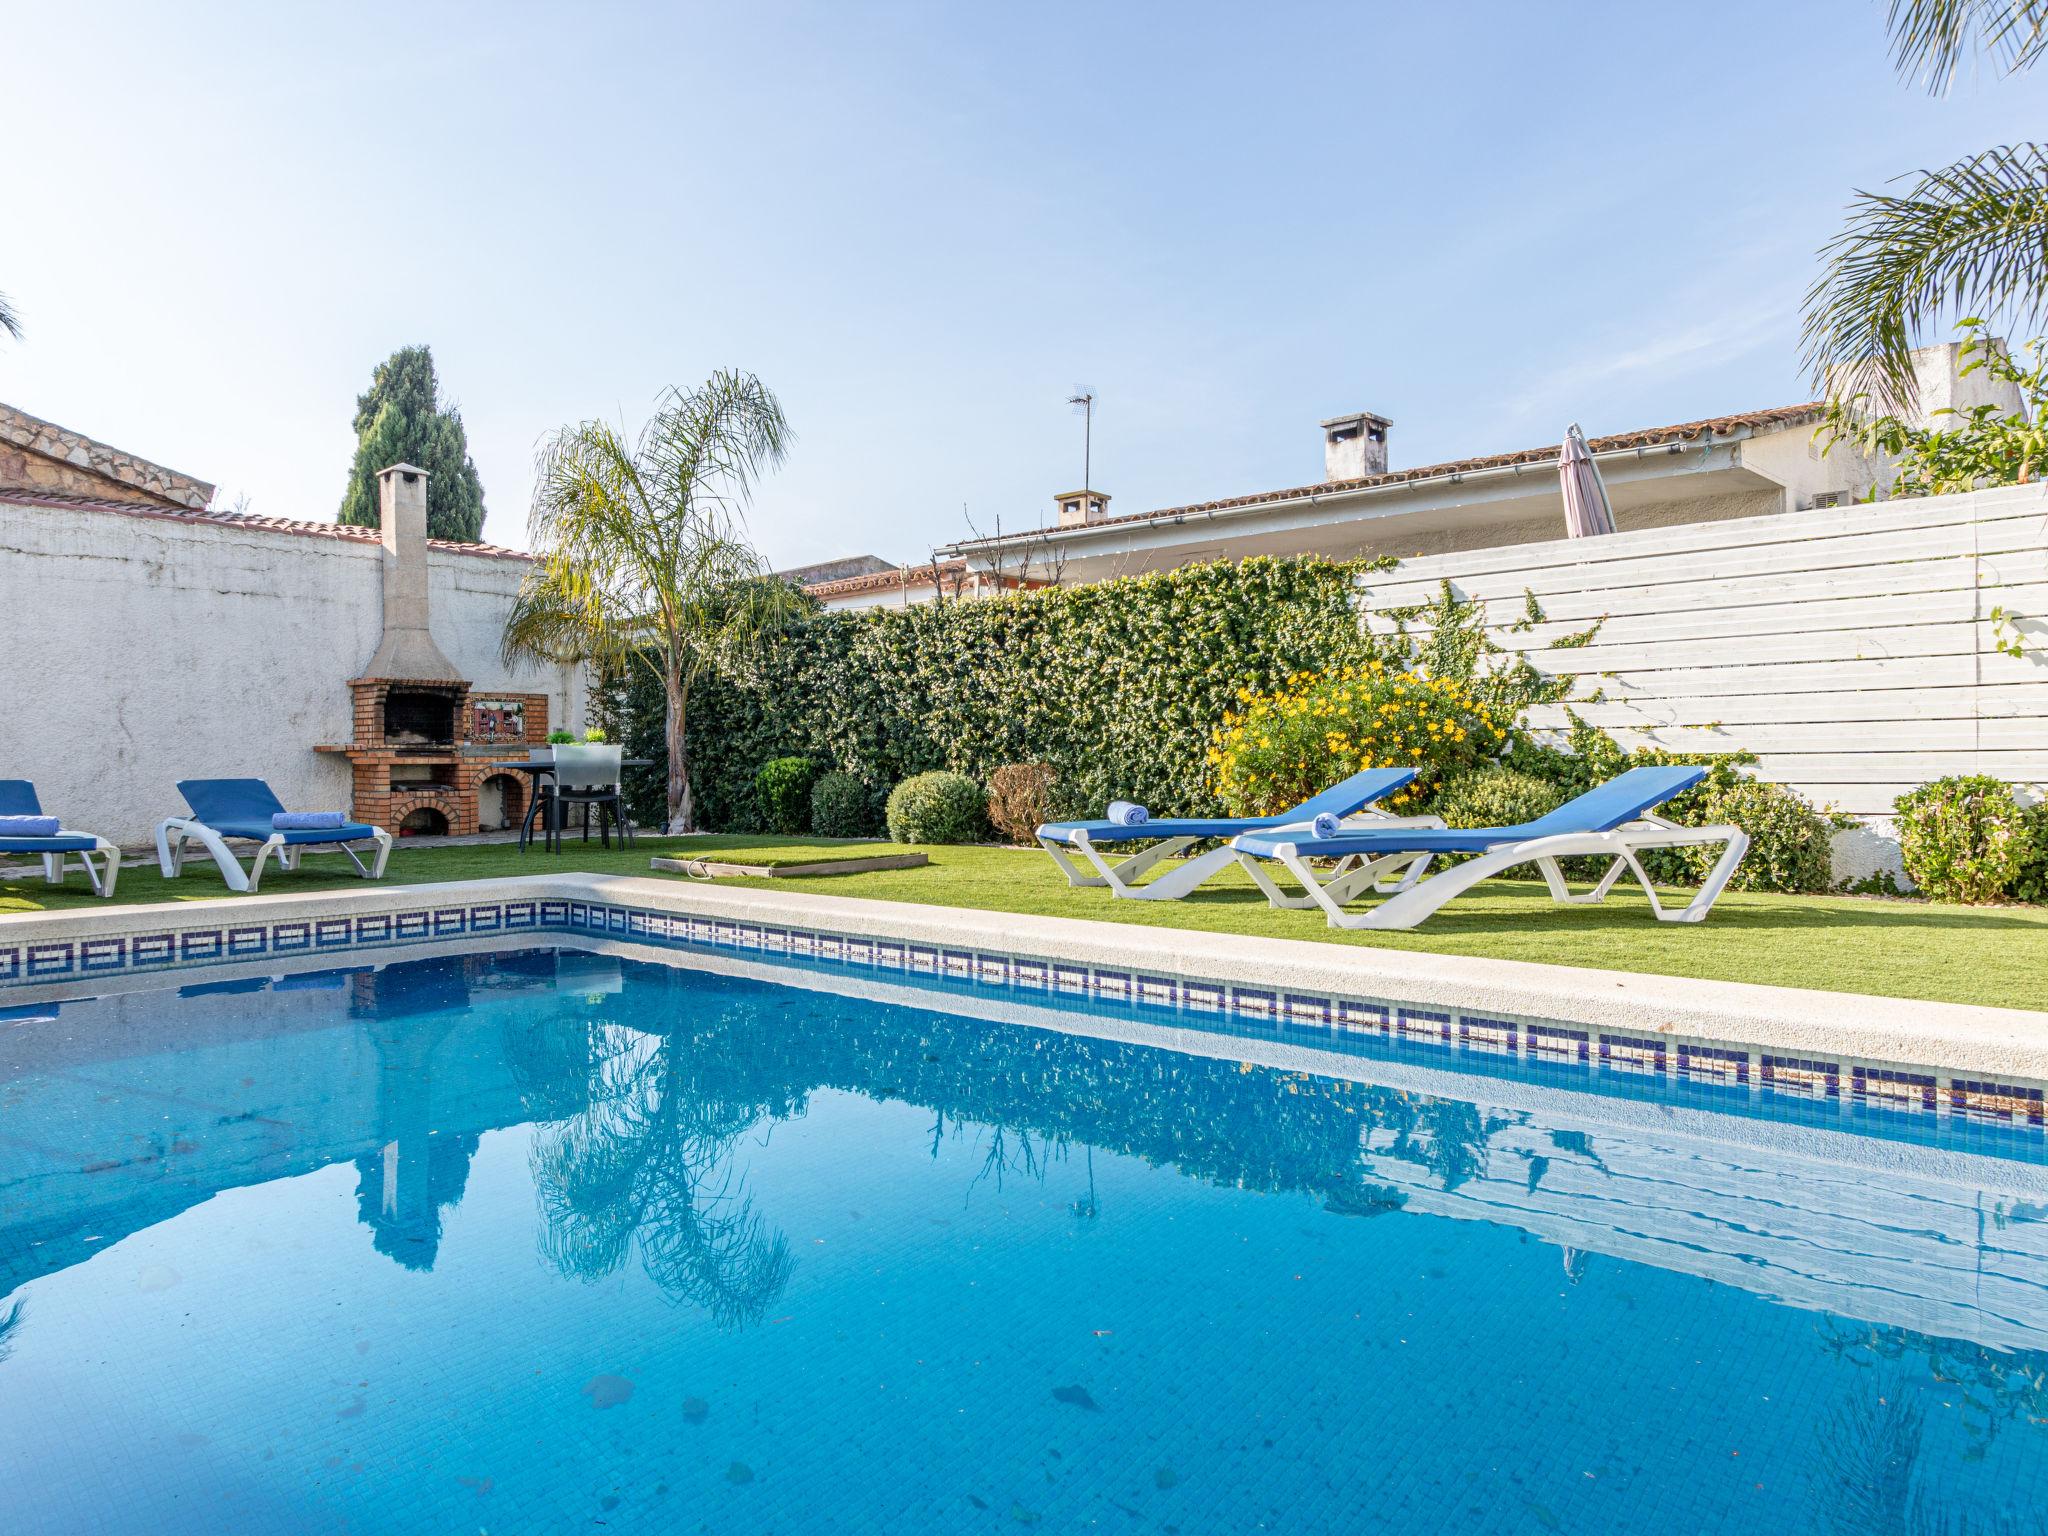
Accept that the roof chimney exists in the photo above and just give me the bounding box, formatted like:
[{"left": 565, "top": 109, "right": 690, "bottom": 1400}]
[
  {"left": 361, "top": 463, "right": 462, "bottom": 681},
  {"left": 1321, "top": 412, "right": 1390, "bottom": 482},
  {"left": 1055, "top": 488, "right": 1111, "bottom": 527}
]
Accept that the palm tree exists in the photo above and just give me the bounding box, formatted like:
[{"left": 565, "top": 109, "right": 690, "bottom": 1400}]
[
  {"left": 0, "top": 291, "right": 21, "bottom": 342},
  {"left": 1802, "top": 2, "right": 2048, "bottom": 406},
  {"left": 502, "top": 370, "right": 796, "bottom": 832}
]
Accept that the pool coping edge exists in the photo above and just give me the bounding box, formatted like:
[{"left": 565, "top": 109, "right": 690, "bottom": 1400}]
[{"left": 3, "top": 872, "right": 2046, "bottom": 1081}]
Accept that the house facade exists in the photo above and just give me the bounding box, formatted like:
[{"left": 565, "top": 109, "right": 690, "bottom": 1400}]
[{"left": 933, "top": 339, "right": 2019, "bottom": 587}]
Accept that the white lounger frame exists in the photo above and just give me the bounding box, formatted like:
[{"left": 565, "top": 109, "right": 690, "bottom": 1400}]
[
  {"left": 1041, "top": 813, "right": 1446, "bottom": 903},
  {"left": 1235, "top": 814, "right": 1750, "bottom": 931},
  {"left": 155, "top": 818, "right": 393, "bottom": 894},
  {"left": 29, "top": 832, "right": 121, "bottom": 898}
]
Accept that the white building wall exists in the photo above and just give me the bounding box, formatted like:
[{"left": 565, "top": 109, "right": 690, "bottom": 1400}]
[
  {"left": 0, "top": 501, "right": 585, "bottom": 847},
  {"left": 1739, "top": 420, "right": 1887, "bottom": 511},
  {"left": 1383, "top": 485, "right": 1787, "bottom": 561},
  {"left": 1361, "top": 484, "right": 2048, "bottom": 878}
]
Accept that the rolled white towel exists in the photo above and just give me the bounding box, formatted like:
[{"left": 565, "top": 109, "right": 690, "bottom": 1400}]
[
  {"left": 1311, "top": 811, "right": 1341, "bottom": 840},
  {"left": 1106, "top": 800, "right": 1149, "bottom": 827}
]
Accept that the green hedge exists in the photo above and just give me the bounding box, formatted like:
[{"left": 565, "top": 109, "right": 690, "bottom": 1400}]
[{"left": 598, "top": 558, "right": 1376, "bottom": 832}]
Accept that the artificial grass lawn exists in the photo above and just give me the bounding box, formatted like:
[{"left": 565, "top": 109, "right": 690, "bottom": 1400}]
[
  {"left": 5, "top": 836, "right": 2045, "bottom": 1012},
  {"left": 0, "top": 835, "right": 902, "bottom": 914}
]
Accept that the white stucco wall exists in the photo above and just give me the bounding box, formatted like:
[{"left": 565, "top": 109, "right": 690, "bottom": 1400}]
[{"left": 1, "top": 501, "right": 585, "bottom": 847}]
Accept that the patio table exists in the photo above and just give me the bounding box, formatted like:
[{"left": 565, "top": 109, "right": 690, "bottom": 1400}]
[{"left": 488, "top": 758, "right": 651, "bottom": 853}]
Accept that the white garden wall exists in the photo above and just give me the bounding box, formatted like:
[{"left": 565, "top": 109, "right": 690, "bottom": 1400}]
[
  {"left": 1360, "top": 483, "right": 2048, "bottom": 836},
  {"left": 0, "top": 500, "right": 586, "bottom": 848}
]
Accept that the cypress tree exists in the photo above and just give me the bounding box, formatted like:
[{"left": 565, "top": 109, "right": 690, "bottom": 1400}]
[{"left": 337, "top": 345, "right": 488, "bottom": 541}]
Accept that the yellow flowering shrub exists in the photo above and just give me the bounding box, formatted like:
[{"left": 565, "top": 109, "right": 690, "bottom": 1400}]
[{"left": 1208, "top": 664, "right": 1505, "bottom": 816}]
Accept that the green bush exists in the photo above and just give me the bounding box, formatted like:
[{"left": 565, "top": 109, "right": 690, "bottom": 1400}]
[
  {"left": 1683, "top": 778, "right": 1835, "bottom": 894},
  {"left": 886, "top": 771, "right": 986, "bottom": 844},
  {"left": 754, "top": 757, "right": 817, "bottom": 835},
  {"left": 2013, "top": 804, "right": 2048, "bottom": 904},
  {"left": 810, "top": 772, "right": 874, "bottom": 839},
  {"left": 1427, "top": 766, "right": 1565, "bottom": 831},
  {"left": 1894, "top": 776, "right": 2032, "bottom": 903}
]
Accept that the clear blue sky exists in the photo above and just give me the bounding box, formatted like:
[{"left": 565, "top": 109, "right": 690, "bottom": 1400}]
[{"left": 3, "top": 2, "right": 2038, "bottom": 562}]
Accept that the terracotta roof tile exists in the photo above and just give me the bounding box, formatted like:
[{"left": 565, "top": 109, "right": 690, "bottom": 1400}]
[
  {"left": 961, "top": 403, "right": 1826, "bottom": 546},
  {"left": 804, "top": 559, "right": 966, "bottom": 597},
  {"left": 0, "top": 490, "right": 534, "bottom": 561}
]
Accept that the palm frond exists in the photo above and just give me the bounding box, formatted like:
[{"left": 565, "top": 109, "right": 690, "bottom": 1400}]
[
  {"left": 1886, "top": 0, "right": 2048, "bottom": 92},
  {"left": 0, "top": 292, "right": 20, "bottom": 342},
  {"left": 1802, "top": 142, "right": 2048, "bottom": 406},
  {"left": 506, "top": 371, "right": 794, "bottom": 829},
  {"left": 642, "top": 368, "right": 793, "bottom": 534}
]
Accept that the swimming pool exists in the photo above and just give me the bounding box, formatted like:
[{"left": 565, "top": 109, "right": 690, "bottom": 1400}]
[{"left": 2, "top": 943, "right": 2044, "bottom": 1533}]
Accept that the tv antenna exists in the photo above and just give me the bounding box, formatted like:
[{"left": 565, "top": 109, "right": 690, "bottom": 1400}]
[{"left": 1067, "top": 386, "right": 1095, "bottom": 489}]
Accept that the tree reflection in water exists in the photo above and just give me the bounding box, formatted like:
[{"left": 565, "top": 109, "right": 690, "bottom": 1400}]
[
  {"left": 1819, "top": 1320, "right": 2048, "bottom": 1464},
  {"left": 529, "top": 1015, "right": 796, "bottom": 1328},
  {"left": 515, "top": 964, "right": 1511, "bottom": 1330},
  {"left": 1811, "top": 1371, "right": 2048, "bottom": 1536}
]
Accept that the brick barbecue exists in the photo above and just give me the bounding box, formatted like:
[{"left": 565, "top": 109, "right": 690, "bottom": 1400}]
[{"left": 317, "top": 464, "right": 550, "bottom": 837}]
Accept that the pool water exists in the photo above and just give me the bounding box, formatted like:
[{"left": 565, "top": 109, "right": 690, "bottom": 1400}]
[{"left": 2, "top": 947, "right": 2045, "bottom": 1534}]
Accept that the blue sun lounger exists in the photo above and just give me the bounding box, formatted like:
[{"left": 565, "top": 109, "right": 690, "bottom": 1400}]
[
  {"left": 1036, "top": 765, "right": 1436, "bottom": 901},
  {"left": 1230, "top": 765, "right": 1748, "bottom": 930},
  {"left": 0, "top": 780, "right": 120, "bottom": 898},
  {"left": 156, "top": 779, "right": 393, "bottom": 894}
]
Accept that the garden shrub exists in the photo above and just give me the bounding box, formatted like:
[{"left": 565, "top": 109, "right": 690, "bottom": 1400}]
[
  {"left": 2012, "top": 803, "right": 2048, "bottom": 904},
  {"left": 754, "top": 757, "right": 817, "bottom": 836},
  {"left": 810, "top": 771, "right": 875, "bottom": 839},
  {"left": 886, "top": 771, "right": 986, "bottom": 844},
  {"left": 1210, "top": 663, "right": 1506, "bottom": 816},
  {"left": 1502, "top": 719, "right": 1761, "bottom": 884},
  {"left": 1427, "top": 767, "right": 1565, "bottom": 831},
  {"left": 987, "top": 762, "right": 1059, "bottom": 845},
  {"left": 1894, "top": 776, "right": 2031, "bottom": 903},
  {"left": 1682, "top": 778, "right": 1835, "bottom": 894}
]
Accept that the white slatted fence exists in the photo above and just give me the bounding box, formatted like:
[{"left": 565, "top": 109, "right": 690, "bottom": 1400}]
[{"left": 1359, "top": 483, "right": 2048, "bottom": 818}]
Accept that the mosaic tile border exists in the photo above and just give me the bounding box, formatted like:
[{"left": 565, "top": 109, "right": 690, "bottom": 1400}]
[{"left": 4, "top": 894, "right": 2044, "bottom": 1136}]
